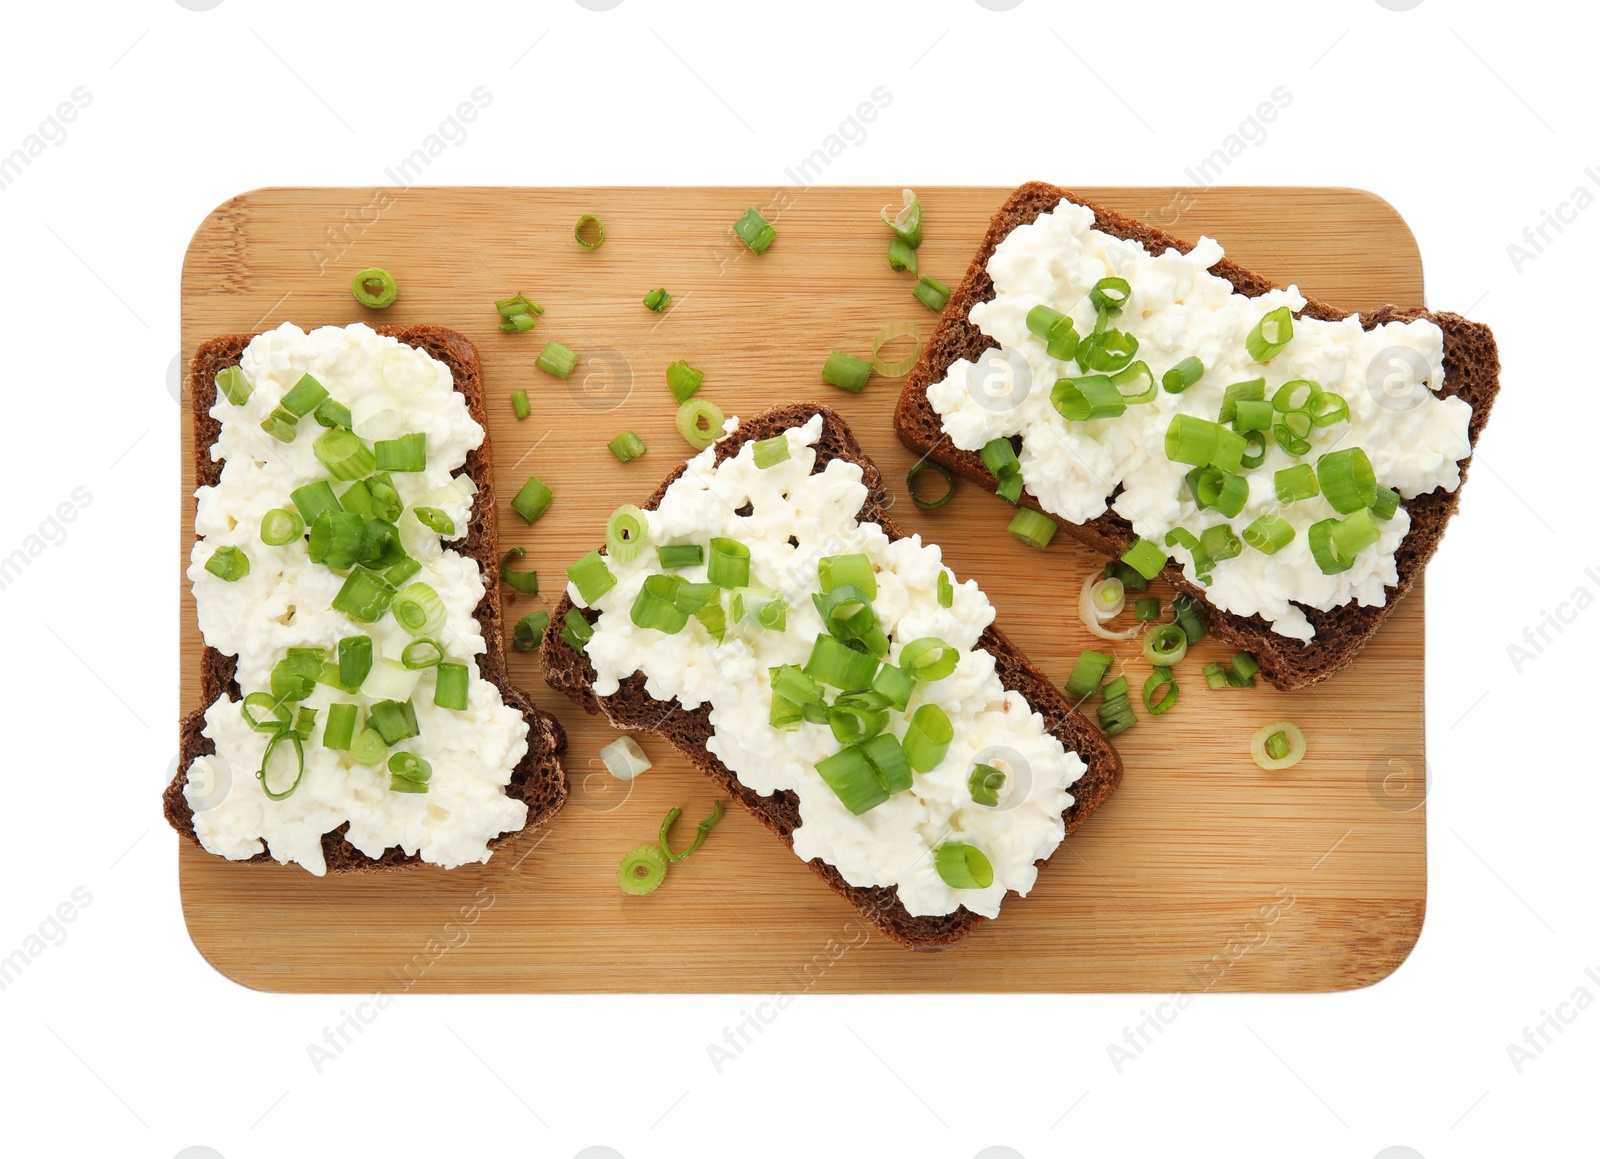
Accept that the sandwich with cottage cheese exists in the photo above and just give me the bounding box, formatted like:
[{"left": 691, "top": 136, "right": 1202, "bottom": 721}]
[
  {"left": 896, "top": 182, "right": 1500, "bottom": 690},
  {"left": 542, "top": 403, "right": 1122, "bottom": 950},
  {"left": 166, "top": 322, "right": 568, "bottom": 875}
]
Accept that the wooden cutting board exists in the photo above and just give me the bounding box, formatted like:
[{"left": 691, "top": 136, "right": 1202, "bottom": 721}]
[{"left": 178, "top": 186, "right": 1428, "bottom": 992}]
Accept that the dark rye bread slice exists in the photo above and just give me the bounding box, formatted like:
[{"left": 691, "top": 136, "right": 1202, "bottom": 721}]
[
  {"left": 166, "top": 325, "right": 568, "bottom": 873},
  {"left": 895, "top": 181, "right": 1501, "bottom": 691},
  {"left": 542, "top": 403, "right": 1122, "bottom": 950}
]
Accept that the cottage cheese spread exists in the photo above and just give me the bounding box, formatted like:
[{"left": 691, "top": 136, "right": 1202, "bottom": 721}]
[
  {"left": 184, "top": 322, "right": 529, "bottom": 874},
  {"left": 571, "top": 415, "right": 1086, "bottom": 918},
  {"left": 926, "top": 199, "right": 1473, "bottom": 641}
]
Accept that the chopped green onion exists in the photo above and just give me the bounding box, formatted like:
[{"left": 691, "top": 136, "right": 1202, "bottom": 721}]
[
  {"left": 204, "top": 545, "right": 249, "bottom": 582},
  {"left": 400, "top": 638, "right": 444, "bottom": 669},
  {"left": 1052, "top": 374, "right": 1126, "bottom": 423},
  {"left": 392, "top": 582, "right": 446, "bottom": 637},
  {"left": 1331, "top": 507, "right": 1382, "bottom": 560},
  {"left": 535, "top": 341, "right": 578, "bottom": 380},
  {"left": 676, "top": 397, "right": 725, "bottom": 451},
  {"left": 1089, "top": 276, "right": 1132, "bottom": 315},
  {"left": 271, "top": 648, "right": 323, "bottom": 704},
  {"left": 293, "top": 706, "right": 320, "bottom": 742},
  {"left": 1309, "top": 391, "right": 1350, "bottom": 428},
  {"left": 388, "top": 751, "right": 433, "bottom": 793},
  {"left": 1165, "top": 415, "right": 1221, "bottom": 466},
  {"left": 1106, "top": 561, "right": 1148, "bottom": 591},
  {"left": 290, "top": 481, "right": 342, "bottom": 525},
  {"left": 1317, "top": 447, "right": 1378, "bottom": 514},
  {"left": 771, "top": 664, "right": 823, "bottom": 708},
  {"left": 323, "top": 702, "right": 358, "bottom": 751},
  {"left": 348, "top": 728, "right": 388, "bottom": 766},
  {"left": 1273, "top": 409, "right": 1313, "bottom": 457},
  {"left": 881, "top": 188, "right": 922, "bottom": 247},
  {"left": 280, "top": 373, "right": 328, "bottom": 417},
  {"left": 426, "top": 660, "right": 465, "bottom": 711},
  {"left": 1246, "top": 305, "right": 1294, "bottom": 361},
  {"left": 860, "top": 732, "right": 911, "bottom": 793},
  {"left": 1240, "top": 430, "right": 1268, "bottom": 470},
  {"left": 1163, "top": 356, "right": 1204, "bottom": 394},
  {"left": 694, "top": 597, "right": 726, "bottom": 642},
  {"left": 815, "top": 583, "right": 875, "bottom": 642},
  {"left": 499, "top": 547, "right": 539, "bottom": 594},
  {"left": 511, "top": 390, "right": 531, "bottom": 420},
  {"left": 1232, "top": 652, "right": 1260, "bottom": 683},
  {"left": 816, "top": 745, "right": 891, "bottom": 815},
  {"left": 1232, "top": 399, "right": 1274, "bottom": 433},
  {"left": 385, "top": 557, "right": 421, "bottom": 587},
  {"left": 1025, "top": 304, "right": 1067, "bottom": 341},
  {"left": 1199, "top": 523, "right": 1242, "bottom": 563},
  {"left": 871, "top": 663, "right": 915, "bottom": 712},
  {"left": 354, "top": 519, "right": 404, "bottom": 570},
  {"left": 937, "top": 569, "right": 954, "bottom": 608},
  {"left": 907, "top": 460, "right": 955, "bottom": 510},
  {"left": 510, "top": 476, "right": 554, "bottom": 525},
  {"left": 707, "top": 537, "right": 751, "bottom": 589},
  {"left": 608, "top": 431, "right": 647, "bottom": 463},
  {"left": 1172, "top": 595, "right": 1207, "bottom": 643},
  {"left": 567, "top": 549, "right": 617, "bottom": 604},
  {"left": 980, "top": 437, "right": 1024, "bottom": 504},
  {"left": 818, "top": 553, "right": 875, "bottom": 598},
  {"left": 1076, "top": 328, "right": 1139, "bottom": 373},
  {"left": 871, "top": 320, "right": 922, "bottom": 376},
  {"left": 351, "top": 267, "right": 398, "bottom": 309},
  {"left": 631, "top": 573, "right": 691, "bottom": 634},
  {"left": 258, "top": 729, "right": 306, "bottom": 801},
  {"left": 366, "top": 474, "right": 403, "bottom": 522},
  {"left": 215, "top": 365, "right": 251, "bottom": 406},
  {"left": 240, "top": 692, "right": 289, "bottom": 733},
  {"left": 734, "top": 206, "right": 776, "bottom": 254},
  {"left": 512, "top": 612, "right": 549, "bottom": 654},
  {"left": 1274, "top": 464, "right": 1320, "bottom": 503},
  {"left": 367, "top": 698, "right": 419, "bottom": 745},
  {"left": 373, "top": 431, "right": 426, "bottom": 473},
  {"left": 1143, "top": 669, "right": 1179, "bottom": 715},
  {"left": 1251, "top": 721, "right": 1307, "bottom": 770},
  {"left": 899, "top": 636, "right": 958, "bottom": 682},
  {"left": 1218, "top": 378, "right": 1266, "bottom": 425},
  {"left": 666, "top": 360, "right": 704, "bottom": 404},
  {"left": 413, "top": 507, "right": 455, "bottom": 536},
  {"left": 1135, "top": 596, "right": 1161, "bottom": 622},
  {"left": 968, "top": 763, "right": 1005, "bottom": 808},
  {"left": 259, "top": 407, "right": 298, "bottom": 443},
  {"left": 1112, "top": 360, "right": 1157, "bottom": 405},
  {"left": 574, "top": 214, "right": 604, "bottom": 249},
  {"left": 674, "top": 580, "right": 720, "bottom": 614},
  {"left": 1195, "top": 468, "right": 1249, "bottom": 518},
  {"left": 1242, "top": 514, "right": 1294, "bottom": 555},
  {"left": 618, "top": 844, "right": 668, "bottom": 895},
  {"left": 659, "top": 800, "right": 724, "bottom": 862},
  {"left": 338, "top": 635, "right": 373, "bottom": 689},
  {"left": 259, "top": 508, "right": 305, "bottom": 546},
  {"left": 1097, "top": 678, "right": 1137, "bottom": 736},
  {"left": 803, "top": 634, "right": 879, "bottom": 690},
  {"left": 314, "top": 396, "right": 353, "bottom": 430},
  {"left": 1272, "top": 378, "right": 1321, "bottom": 413},
  {"left": 560, "top": 607, "right": 595, "bottom": 653},
  {"left": 657, "top": 543, "right": 703, "bottom": 569},
  {"left": 828, "top": 701, "right": 889, "bottom": 745},
  {"left": 821, "top": 350, "right": 874, "bottom": 393},
  {"left": 752, "top": 435, "right": 790, "bottom": 469},
  {"left": 1372, "top": 486, "right": 1401, "bottom": 521},
  {"left": 887, "top": 237, "right": 917, "bottom": 273},
  {"left": 495, "top": 293, "right": 543, "bottom": 332},
  {"left": 1007, "top": 507, "right": 1056, "bottom": 549},
  {"left": 643, "top": 288, "right": 671, "bottom": 313},
  {"left": 914, "top": 275, "right": 951, "bottom": 312},
  {"left": 605, "top": 504, "right": 650, "bottom": 563},
  {"left": 934, "top": 843, "right": 994, "bottom": 889},
  {"left": 1143, "top": 624, "right": 1188, "bottom": 667},
  {"left": 901, "top": 703, "right": 953, "bottom": 773},
  {"left": 1121, "top": 538, "right": 1166, "bottom": 581}
]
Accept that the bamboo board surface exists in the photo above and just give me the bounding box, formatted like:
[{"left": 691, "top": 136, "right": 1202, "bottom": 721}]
[{"left": 179, "top": 186, "right": 1428, "bottom": 992}]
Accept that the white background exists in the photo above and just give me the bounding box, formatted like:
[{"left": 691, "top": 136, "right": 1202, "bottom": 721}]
[{"left": 0, "top": 1, "right": 1589, "bottom": 1157}]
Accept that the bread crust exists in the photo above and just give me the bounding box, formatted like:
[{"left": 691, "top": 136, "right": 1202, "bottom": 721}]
[
  {"left": 168, "top": 324, "right": 568, "bottom": 874},
  {"left": 540, "top": 402, "right": 1123, "bottom": 950},
  {"left": 893, "top": 181, "right": 1501, "bottom": 690}
]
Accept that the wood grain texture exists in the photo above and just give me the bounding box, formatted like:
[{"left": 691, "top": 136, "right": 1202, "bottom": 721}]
[{"left": 179, "top": 185, "right": 1427, "bottom": 992}]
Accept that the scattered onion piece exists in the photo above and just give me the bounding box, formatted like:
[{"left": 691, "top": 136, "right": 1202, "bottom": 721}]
[
  {"left": 1251, "top": 721, "right": 1307, "bottom": 770},
  {"left": 871, "top": 321, "right": 922, "bottom": 377},
  {"left": 1078, "top": 571, "right": 1140, "bottom": 640}
]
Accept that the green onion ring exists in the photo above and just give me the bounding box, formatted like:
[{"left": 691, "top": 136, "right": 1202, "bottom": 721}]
[
  {"left": 258, "top": 728, "right": 306, "bottom": 801},
  {"left": 574, "top": 214, "right": 605, "bottom": 249},
  {"left": 676, "top": 397, "right": 725, "bottom": 451},
  {"left": 618, "top": 843, "right": 669, "bottom": 895},
  {"left": 906, "top": 460, "right": 955, "bottom": 510},
  {"left": 1142, "top": 668, "right": 1179, "bottom": 714}
]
